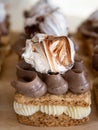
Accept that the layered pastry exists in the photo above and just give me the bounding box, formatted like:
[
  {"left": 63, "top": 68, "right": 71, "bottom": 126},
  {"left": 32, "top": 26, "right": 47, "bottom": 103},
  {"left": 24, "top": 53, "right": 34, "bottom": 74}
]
[
  {"left": 78, "top": 10, "right": 98, "bottom": 56},
  {"left": 24, "top": 0, "right": 68, "bottom": 37},
  {"left": 0, "top": 2, "right": 10, "bottom": 72},
  {"left": 78, "top": 10, "right": 98, "bottom": 75},
  {"left": 11, "top": 34, "right": 91, "bottom": 126}
]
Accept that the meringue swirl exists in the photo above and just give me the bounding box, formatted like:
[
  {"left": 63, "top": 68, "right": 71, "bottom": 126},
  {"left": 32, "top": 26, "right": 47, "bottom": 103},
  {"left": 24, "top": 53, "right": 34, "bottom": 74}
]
[{"left": 22, "top": 33, "right": 75, "bottom": 74}]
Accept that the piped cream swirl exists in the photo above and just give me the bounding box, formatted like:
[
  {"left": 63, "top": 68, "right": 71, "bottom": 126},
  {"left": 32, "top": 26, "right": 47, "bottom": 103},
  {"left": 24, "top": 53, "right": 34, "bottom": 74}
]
[{"left": 14, "top": 102, "right": 91, "bottom": 119}]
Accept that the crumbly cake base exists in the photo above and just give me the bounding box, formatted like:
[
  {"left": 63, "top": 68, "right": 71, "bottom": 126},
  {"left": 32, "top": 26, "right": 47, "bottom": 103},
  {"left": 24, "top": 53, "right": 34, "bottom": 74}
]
[
  {"left": 14, "top": 91, "right": 91, "bottom": 107},
  {"left": 16, "top": 112, "right": 89, "bottom": 127}
]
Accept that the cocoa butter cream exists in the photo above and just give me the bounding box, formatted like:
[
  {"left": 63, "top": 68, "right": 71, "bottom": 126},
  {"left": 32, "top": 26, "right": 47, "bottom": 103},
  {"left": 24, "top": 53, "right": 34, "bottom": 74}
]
[
  {"left": 64, "top": 69, "right": 90, "bottom": 94},
  {"left": 45, "top": 74, "right": 68, "bottom": 95},
  {"left": 11, "top": 72, "right": 47, "bottom": 98},
  {"left": 16, "top": 60, "right": 35, "bottom": 80},
  {"left": 22, "top": 33, "right": 75, "bottom": 74}
]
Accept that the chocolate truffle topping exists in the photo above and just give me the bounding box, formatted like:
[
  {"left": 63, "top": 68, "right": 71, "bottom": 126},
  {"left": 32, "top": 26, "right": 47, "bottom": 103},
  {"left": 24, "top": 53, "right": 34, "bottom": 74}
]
[
  {"left": 64, "top": 69, "right": 90, "bottom": 94},
  {"left": 45, "top": 74, "right": 68, "bottom": 95},
  {"left": 11, "top": 72, "right": 47, "bottom": 98}
]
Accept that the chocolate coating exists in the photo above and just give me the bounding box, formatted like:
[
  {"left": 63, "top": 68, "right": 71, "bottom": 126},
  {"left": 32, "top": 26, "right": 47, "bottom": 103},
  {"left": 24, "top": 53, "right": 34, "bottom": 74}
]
[
  {"left": 45, "top": 74, "right": 68, "bottom": 95},
  {"left": 11, "top": 72, "right": 47, "bottom": 98},
  {"left": 92, "top": 45, "right": 98, "bottom": 71},
  {"left": 64, "top": 69, "right": 90, "bottom": 94}
]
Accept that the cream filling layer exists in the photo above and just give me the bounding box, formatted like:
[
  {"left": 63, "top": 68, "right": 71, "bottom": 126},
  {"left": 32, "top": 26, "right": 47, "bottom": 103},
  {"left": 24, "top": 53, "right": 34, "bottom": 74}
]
[{"left": 14, "top": 102, "right": 91, "bottom": 119}]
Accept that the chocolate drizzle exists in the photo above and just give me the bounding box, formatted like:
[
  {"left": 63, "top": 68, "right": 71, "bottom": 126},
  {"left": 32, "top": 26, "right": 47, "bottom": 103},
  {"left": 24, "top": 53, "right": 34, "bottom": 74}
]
[
  {"left": 64, "top": 69, "right": 90, "bottom": 94},
  {"left": 11, "top": 72, "right": 47, "bottom": 98},
  {"left": 45, "top": 74, "right": 68, "bottom": 95}
]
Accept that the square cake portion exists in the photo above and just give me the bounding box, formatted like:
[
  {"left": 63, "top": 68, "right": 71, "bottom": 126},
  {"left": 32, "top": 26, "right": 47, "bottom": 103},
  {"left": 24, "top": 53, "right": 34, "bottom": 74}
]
[
  {"left": 14, "top": 92, "right": 91, "bottom": 127},
  {"left": 11, "top": 33, "right": 91, "bottom": 126}
]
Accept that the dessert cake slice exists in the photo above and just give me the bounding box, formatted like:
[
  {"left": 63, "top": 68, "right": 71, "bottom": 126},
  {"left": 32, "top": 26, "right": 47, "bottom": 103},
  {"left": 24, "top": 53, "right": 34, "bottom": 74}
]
[
  {"left": 14, "top": 91, "right": 91, "bottom": 127},
  {"left": 11, "top": 34, "right": 91, "bottom": 126},
  {"left": 0, "top": 2, "right": 10, "bottom": 73}
]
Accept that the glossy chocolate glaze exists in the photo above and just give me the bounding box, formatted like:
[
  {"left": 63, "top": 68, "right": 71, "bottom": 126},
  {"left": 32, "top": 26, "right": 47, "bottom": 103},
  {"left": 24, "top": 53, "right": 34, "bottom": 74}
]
[
  {"left": 64, "top": 69, "right": 90, "bottom": 94},
  {"left": 11, "top": 72, "right": 47, "bottom": 98},
  {"left": 45, "top": 74, "right": 68, "bottom": 95}
]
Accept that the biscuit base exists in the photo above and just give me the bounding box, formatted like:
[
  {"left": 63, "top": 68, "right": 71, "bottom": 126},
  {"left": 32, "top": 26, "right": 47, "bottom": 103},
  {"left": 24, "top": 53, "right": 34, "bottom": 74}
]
[{"left": 16, "top": 112, "right": 89, "bottom": 127}]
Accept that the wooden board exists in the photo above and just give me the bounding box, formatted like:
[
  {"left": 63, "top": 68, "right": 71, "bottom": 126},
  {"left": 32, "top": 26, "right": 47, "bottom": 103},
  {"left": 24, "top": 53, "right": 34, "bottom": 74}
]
[{"left": 0, "top": 34, "right": 98, "bottom": 130}]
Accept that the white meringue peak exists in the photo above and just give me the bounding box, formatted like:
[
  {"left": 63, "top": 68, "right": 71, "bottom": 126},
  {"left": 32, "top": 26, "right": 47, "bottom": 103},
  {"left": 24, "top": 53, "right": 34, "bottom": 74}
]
[
  {"left": 24, "top": 0, "right": 68, "bottom": 36},
  {"left": 22, "top": 33, "right": 75, "bottom": 74}
]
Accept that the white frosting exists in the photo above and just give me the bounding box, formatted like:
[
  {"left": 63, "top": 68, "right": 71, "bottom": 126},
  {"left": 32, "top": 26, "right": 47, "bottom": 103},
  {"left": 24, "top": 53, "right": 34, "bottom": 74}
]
[
  {"left": 22, "top": 38, "right": 50, "bottom": 73},
  {"left": 14, "top": 101, "right": 91, "bottom": 119},
  {"left": 65, "top": 106, "right": 91, "bottom": 119},
  {"left": 24, "top": 0, "right": 68, "bottom": 36},
  {"left": 40, "top": 10, "right": 68, "bottom": 36},
  {"left": 22, "top": 34, "right": 75, "bottom": 74},
  {"left": 0, "top": 3, "right": 6, "bottom": 22}
]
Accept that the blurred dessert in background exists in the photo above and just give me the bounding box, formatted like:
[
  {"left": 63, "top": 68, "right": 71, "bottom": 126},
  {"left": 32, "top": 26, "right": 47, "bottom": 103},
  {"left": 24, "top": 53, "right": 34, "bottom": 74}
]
[
  {"left": 0, "top": 2, "right": 10, "bottom": 73},
  {"left": 13, "top": 0, "right": 69, "bottom": 58}
]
